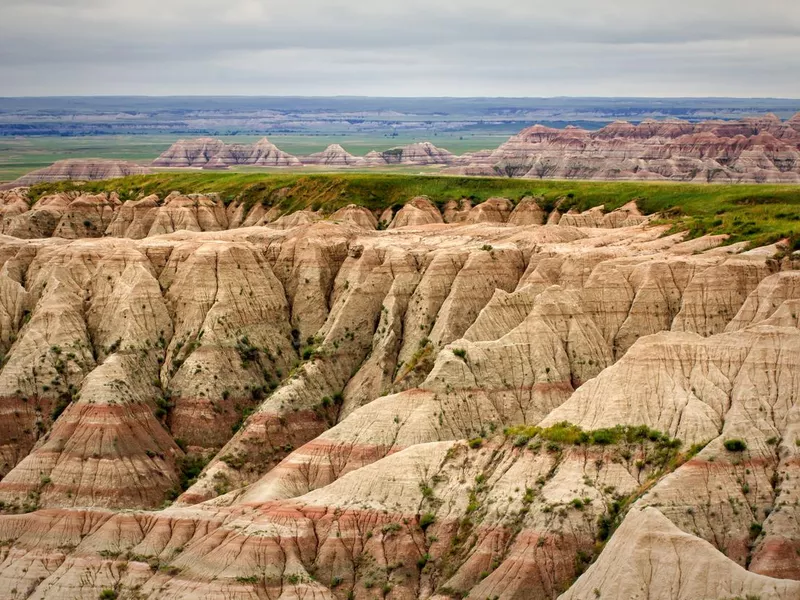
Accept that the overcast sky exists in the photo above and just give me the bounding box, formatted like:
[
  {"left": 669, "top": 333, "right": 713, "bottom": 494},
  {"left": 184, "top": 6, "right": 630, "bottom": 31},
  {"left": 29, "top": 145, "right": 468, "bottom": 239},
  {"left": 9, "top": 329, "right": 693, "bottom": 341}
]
[{"left": 1, "top": 0, "right": 799, "bottom": 97}]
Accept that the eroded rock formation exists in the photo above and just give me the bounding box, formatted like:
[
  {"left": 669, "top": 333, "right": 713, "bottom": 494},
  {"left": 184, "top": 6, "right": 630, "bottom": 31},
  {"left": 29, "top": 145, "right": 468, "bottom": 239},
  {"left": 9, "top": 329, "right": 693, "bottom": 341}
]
[
  {"left": 152, "top": 137, "right": 301, "bottom": 168},
  {"left": 0, "top": 189, "right": 796, "bottom": 599},
  {"left": 303, "top": 144, "right": 365, "bottom": 167},
  {"left": 6, "top": 159, "right": 151, "bottom": 188},
  {"left": 457, "top": 114, "right": 800, "bottom": 182}
]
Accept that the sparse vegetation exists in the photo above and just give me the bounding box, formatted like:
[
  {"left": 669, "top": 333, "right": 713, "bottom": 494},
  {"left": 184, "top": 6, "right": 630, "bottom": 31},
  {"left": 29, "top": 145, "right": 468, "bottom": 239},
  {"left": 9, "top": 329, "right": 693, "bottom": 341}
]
[
  {"left": 468, "top": 437, "right": 483, "bottom": 449},
  {"left": 724, "top": 439, "right": 748, "bottom": 452},
  {"left": 419, "top": 512, "right": 436, "bottom": 530},
  {"left": 24, "top": 172, "right": 800, "bottom": 246}
]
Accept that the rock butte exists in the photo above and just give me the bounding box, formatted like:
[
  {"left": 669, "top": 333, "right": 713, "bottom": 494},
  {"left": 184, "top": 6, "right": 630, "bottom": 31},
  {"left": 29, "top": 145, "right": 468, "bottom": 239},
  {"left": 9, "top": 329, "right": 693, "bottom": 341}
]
[
  {"left": 139, "top": 113, "right": 800, "bottom": 183},
  {"left": 2, "top": 159, "right": 151, "bottom": 189},
  {"left": 455, "top": 114, "right": 800, "bottom": 182},
  {"left": 0, "top": 187, "right": 796, "bottom": 599}
]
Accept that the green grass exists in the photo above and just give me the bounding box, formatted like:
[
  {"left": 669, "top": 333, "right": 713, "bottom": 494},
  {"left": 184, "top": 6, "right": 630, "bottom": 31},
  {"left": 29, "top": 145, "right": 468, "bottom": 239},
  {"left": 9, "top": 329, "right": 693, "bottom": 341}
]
[
  {"left": 0, "top": 136, "right": 177, "bottom": 181},
  {"left": 0, "top": 133, "right": 508, "bottom": 182},
  {"left": 22, "top": 172, "right": 800, "bottom": 247}
]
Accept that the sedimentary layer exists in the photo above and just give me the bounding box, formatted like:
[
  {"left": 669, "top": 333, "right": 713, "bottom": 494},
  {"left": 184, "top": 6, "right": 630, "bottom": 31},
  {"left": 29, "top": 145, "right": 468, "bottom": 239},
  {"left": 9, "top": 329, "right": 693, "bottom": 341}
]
[
  {"left": 0, "top": 189, "right": 796, "bottom": 599},
  {"left": 6, "top": 160, "right": 151, "bottom": 188}
]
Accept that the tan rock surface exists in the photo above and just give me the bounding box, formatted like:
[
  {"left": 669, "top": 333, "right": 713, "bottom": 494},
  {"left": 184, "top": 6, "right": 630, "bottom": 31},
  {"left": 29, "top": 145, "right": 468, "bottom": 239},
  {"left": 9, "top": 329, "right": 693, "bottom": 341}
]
[
  {"left": 507, "top": 196, "right": 545, "bottom": 226},
  {"left": 0, "top": 196, "right": 795, "bottom": 599},
  {"left": 303, "top": 144, "right": 364, "bottom": 166},
  {"left": 364, "top": 142, "right": 455, "bottom": 166},
  {"left": 465, "top": 197, "right": 513, "bottom": 224},
  {"left": 152, "top": 137, "right": 301, "bottom": 168},
  {"left": 388, "top": 196, "right": 444, "bottom": 228},
  {"left": 560, "top": 507, "right": 800, "bottom": 600}
]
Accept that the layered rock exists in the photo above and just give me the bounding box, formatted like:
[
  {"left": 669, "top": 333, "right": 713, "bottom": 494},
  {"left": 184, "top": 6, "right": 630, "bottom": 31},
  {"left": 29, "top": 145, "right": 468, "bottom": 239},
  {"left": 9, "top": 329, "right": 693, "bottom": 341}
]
[
  {"left": 363, "top": 141, "right": 456, "bottom": 166},
  {"left": 152, "top": 137, "right": 300, "bottom": 168},
  {"left": 329, "top": 205, "right": 378, "bottom": 229},
  {"left": 561, "top": 507, "right": 800, "bottom": 600},
  {"left": 465, "top": 197, "right": 514, "bottom": 224},
  {"left": 143, "top": 112, "right": 800, "bottom": 181},
  {"left": 0, "top": 195, "right": 796, "bottom": 599},
  {"left": 508, "top": 196, "right": 545, "bottom": 226},
  {"left": 457, "top": 115, "right": 800, "bottom": 182},
  {"left": 303, "top": 144, "right": 364, "bottom": 166},
  {"left": 8, "top": 160, "right": 151, "bottom": 187},
  {"left": 388, "top": 196, "right": 444, "bottom": 228}
]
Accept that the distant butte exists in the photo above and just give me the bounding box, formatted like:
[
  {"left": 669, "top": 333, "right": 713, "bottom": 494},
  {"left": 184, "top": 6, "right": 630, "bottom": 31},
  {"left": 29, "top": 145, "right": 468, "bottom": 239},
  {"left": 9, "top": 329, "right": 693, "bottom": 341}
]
[
  {"left": 4, "top": 159, "right": 150, "bottom": 188},
  {"left": 143, "top": 112, "right": 800, "bottom": 183},
  {"left": 7, "top": 113, "right": 800, "bottom": 187}
]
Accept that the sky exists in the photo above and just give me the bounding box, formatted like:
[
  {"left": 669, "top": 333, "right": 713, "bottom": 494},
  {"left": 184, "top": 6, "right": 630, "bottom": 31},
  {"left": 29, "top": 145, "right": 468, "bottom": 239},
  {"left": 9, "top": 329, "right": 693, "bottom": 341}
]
[{"left": 1, "top": 0, "right": 799, "bottom": 97}]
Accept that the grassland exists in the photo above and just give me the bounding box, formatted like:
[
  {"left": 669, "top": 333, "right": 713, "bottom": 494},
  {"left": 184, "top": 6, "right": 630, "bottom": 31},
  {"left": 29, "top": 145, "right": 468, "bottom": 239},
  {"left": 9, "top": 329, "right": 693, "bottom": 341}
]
[
  {"left": 0, "top": 133, "right": 510, "bottom": 182},
  {"left": 24, "top": 172, "right": 800, "bottom": 247}
]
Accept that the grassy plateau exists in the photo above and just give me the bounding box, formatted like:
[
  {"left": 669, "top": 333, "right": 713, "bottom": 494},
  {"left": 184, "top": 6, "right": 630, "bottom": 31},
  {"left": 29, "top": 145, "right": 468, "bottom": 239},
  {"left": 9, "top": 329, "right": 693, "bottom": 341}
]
[
  {"left": 0, "top": 133, "right": 511, "bottom": 182},
  {"left": 23, "top": 172, "right": 800, "bottom": 247}
]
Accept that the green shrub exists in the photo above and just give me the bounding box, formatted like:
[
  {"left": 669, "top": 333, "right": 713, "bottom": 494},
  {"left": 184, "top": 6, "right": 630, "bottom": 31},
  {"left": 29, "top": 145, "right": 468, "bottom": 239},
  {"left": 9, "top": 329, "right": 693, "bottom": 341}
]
[
  {"left": 724, "top": 439, "right": 748, "bottom": 452},
  {"left": 749, "top": 522, "right": 763, "bottom": 538},
  {"left": 419, "top": 512, "right": 436, "bottom": 530},
  {"left": 589, "top": 428, "right": 615, "bottom": 445},
  {"left": 452, "top": 348, "right": 467, "bottom": 359}
]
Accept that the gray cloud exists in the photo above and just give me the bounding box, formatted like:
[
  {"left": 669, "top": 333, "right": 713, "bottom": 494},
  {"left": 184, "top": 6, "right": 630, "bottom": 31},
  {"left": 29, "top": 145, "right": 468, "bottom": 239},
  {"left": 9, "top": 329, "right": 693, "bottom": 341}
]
[{"left": 0, "top": 0, "right": 798, "bottom": 96}]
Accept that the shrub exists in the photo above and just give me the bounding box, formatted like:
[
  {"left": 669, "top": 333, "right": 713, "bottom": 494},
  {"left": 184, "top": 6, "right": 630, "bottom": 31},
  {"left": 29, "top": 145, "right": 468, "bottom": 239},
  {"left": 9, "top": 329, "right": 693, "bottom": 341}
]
[
  {"left": 724, "top": 439, "right": 748, "bottom": 452},
  {"left": 589, "top": 428, "right": 616, "bottom": 445},
  {"left": 381, "top": 522, "right": 401, "bottom": 534},
  {"left": 452, "top": 348, "right": 467, "bottom": 359},
  {"left": 468, "top": 437, "right": 483, "bottom": 449},
  {"left": 749, "top": 522, "right": 763, "bottom": 538},
  {"left": 419, "top": 482, "right": 434, "bottom": 499},
  {"left": 99, "top": 590, "right": 118, "bottom": 600},
  {"left": 419, "top": 512, "right": 436, "bottom": 530}
]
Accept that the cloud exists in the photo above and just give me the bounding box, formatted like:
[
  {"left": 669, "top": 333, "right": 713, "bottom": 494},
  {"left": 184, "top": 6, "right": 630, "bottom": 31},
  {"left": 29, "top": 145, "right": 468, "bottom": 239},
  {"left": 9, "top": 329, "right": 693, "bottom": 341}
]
[{"left": 0, "top": 0, "right": 799, "bottom": 95}]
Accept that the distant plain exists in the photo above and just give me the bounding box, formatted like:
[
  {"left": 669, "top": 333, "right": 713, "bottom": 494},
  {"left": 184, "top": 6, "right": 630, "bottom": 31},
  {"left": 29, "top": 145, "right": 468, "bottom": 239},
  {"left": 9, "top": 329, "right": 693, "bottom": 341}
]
[
  {"left": 3, "top": 96, "right": 800, "bottom": 181},
  {"left": 0, "top": 132, "right": 512, "bottom": 182}
]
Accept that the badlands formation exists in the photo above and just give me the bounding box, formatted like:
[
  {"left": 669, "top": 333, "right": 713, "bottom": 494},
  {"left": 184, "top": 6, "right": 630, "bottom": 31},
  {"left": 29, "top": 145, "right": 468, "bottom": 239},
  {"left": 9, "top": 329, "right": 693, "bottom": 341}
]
[
  {"left": 458, "top": 113, "right": 800, "bottom": 182},
  {"left": 2, "top": 160, "right": 152, "bottom": 189},
  {"left": 146, "top": 113, "right": 800, "bottom": 183},
  {"left": 0, "top": 184, "right": 797, "bottom": 599},
  {"left": 152, "top": 138, "right": 456, "bottom": 169}
]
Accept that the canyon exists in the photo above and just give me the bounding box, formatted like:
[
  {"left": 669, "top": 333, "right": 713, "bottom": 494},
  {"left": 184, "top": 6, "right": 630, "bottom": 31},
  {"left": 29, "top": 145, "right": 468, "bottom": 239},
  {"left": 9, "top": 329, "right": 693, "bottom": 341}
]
[{"left": 0, "top": 182, "right": 796, "bottom": 599}]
